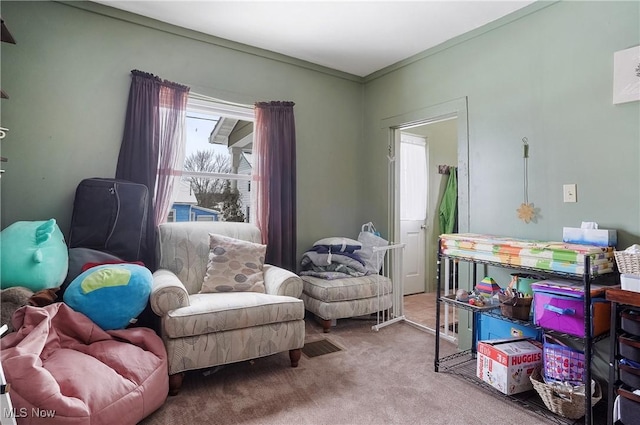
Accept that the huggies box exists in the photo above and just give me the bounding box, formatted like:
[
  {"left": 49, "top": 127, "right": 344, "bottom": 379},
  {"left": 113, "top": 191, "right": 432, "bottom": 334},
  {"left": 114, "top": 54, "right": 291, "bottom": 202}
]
[{"left": 476, "top": 338, "right": 542, "bottom": 395}]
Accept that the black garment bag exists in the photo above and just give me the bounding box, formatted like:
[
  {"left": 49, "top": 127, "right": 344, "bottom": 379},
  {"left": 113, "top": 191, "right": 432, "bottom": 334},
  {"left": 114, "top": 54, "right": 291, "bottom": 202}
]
[{"left": 68, "top": 178, "right": 149, "bottom": 262}]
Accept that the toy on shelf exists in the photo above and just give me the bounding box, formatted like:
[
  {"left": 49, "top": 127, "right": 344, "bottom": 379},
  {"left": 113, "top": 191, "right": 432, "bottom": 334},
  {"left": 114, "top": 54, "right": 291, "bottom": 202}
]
[
  {"left": 476, "top": 276, "right": 502, "bottom": 298},
  {"left": 456, "top": 288, "right": 492, "bottom": 307}
]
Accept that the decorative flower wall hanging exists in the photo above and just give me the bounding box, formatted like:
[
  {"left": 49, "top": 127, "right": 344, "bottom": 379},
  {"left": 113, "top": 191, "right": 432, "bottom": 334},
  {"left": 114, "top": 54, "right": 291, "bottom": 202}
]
[{"left": 516, "top": 137, "right": 537, "bottom": 223}]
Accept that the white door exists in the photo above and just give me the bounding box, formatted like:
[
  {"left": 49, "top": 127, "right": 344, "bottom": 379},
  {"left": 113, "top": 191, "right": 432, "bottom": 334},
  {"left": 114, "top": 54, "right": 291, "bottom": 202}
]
[{"left": 400, "top": 133, "right": 427, "bottom": 295}]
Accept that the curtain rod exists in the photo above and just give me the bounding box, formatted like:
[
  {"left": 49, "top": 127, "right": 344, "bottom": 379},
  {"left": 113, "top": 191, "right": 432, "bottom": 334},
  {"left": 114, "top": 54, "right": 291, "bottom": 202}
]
[{"left": 189, "top": 92, "right": 252, "bottom": 110}]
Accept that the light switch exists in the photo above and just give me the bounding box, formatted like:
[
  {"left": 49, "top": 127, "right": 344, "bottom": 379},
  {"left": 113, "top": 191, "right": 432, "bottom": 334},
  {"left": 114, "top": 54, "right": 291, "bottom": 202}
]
[{"left": 563, "top": 184, "right": 577, "bottom": 203}]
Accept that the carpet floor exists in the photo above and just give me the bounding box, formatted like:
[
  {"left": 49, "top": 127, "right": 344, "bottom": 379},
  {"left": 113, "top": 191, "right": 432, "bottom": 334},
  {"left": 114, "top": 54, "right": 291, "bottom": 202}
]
[{"left": 139, "top": 315, "right": 605, "bottom": 425}]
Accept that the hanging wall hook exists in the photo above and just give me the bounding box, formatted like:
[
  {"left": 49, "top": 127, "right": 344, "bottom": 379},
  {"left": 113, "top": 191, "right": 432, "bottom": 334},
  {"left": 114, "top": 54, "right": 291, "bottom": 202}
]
[{"left": 387, "top": 144, "right": 395, "bottom": 162}]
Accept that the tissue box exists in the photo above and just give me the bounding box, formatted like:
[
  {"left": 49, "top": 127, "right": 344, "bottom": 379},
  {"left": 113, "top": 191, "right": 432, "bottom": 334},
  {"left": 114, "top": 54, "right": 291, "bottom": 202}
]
[
  {"left": 476, "top": 338, "right": 542, "bottom": 395},
  {"left": 562, "top": 227, "right": 617, "bottom": 247}
]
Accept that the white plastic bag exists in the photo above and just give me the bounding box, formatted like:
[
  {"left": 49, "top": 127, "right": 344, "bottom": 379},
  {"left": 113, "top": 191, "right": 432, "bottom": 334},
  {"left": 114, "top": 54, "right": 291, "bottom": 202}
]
[{"left": 357, "top": 222, "right": 388, "bottom": 274}]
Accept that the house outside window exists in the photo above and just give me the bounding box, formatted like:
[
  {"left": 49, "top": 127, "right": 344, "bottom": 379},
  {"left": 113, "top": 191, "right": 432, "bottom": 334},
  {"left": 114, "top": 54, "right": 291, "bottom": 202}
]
[{"left": 169, "top": 95, "right": 254, "bottom": 223}]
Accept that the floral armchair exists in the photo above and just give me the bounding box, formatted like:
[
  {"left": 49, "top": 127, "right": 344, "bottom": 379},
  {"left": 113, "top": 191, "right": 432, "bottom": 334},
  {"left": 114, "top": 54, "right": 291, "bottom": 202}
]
[{"left": 150, "top": 221, "right": 305, "bottom": 394}]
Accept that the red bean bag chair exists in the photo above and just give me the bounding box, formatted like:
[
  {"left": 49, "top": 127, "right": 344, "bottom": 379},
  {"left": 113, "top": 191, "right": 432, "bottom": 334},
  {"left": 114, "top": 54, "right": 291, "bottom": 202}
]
[{"left": 0, "top": 303, "right": 168, "bottom": 425}]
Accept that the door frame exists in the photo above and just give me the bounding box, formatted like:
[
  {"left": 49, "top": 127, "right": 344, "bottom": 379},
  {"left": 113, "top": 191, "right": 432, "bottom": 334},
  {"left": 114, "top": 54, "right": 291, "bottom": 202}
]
[
  {"left": 381, "top": 97, "right": 469, "bottom": 245},
  {"left": 381, "top": 97, "right": 472, "bottom": 348}
]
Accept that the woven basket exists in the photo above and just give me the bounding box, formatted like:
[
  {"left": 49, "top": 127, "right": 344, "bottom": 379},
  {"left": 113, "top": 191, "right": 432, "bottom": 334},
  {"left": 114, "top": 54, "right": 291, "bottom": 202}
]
[
  {"left": 498, "top": 294, "right": 532, "bottom": 321},
  {"left": 530, "top": 367, "right": 602, "bottom": 419},
  {"left": 615, "top": 251, "right": 640, "bottom": 275}
]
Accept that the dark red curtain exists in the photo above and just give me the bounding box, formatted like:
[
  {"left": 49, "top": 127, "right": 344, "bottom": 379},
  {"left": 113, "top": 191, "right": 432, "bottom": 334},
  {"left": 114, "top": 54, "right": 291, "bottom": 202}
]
[
  {"left": 116, "top": 70, "right": 189, "bottom": 270},
  {"left": 253, "top": 101, "right": 297, "bottom": 271}
]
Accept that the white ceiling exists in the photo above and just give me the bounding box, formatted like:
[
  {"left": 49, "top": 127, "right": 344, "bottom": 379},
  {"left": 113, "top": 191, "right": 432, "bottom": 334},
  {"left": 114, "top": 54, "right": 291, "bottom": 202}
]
[{"left": 94, "top": 1, "right": 537, "bottom": 77}]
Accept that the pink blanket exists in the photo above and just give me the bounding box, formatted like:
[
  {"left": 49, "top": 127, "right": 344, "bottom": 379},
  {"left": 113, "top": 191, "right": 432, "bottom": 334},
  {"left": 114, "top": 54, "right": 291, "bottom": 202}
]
[{"left": 1, "top": 303, "right": 168, "bottom": 425}]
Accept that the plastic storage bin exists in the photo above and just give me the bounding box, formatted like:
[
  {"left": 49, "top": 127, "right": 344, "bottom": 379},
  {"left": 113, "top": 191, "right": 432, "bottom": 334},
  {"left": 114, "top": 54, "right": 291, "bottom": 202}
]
[
  {"left": 542, "top": 335, "right": 585, "bottom": 385},
  {"left": 476, "top": 314, "right": 542, "bottom": 343},
  {"left": 620, "top": 335, "right": 640, "bottom": 363},
  {"left": 621, "top": 274, "right": 640, "bottom": 293},
  {"left": 510, "top": 273, "right": 544, "bottom": 296},
  {"left": 533, "top": 291, "right": 610, "bottom": 337},
  {"left": 618, "top": 386, "right": 640, "bottom": 424},
  {"left": 622, "top": 309, "right": 640, "bottom": 336},
  {"left": 620, "top": 362, "right": 640, "bottom": 389}
]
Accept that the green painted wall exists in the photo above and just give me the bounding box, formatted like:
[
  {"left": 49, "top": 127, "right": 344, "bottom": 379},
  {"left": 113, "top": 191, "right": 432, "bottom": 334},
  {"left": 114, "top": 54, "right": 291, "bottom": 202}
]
[
  {"left": 363, "top": 0, "right": 639, "bottom": 376},
  {"left": 363, "top": 1, "right": 640, "bottom": 249},
  {"left": 2, "top": 0, "right": 638, "bottom": 270},
  {"left": 0, "top": 1, "right": 364, "bottom": 263}
]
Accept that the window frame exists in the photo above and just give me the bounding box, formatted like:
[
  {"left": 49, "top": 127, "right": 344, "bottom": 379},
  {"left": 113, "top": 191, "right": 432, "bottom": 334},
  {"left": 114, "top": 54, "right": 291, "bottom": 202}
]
[{"left": 179, "top": 94, "right": 255, "bottom": 222}]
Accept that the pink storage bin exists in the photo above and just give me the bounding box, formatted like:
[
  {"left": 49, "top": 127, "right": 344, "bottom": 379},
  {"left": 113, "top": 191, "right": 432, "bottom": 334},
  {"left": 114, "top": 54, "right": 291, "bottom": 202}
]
[{"left": 533, "top": 291, "right": 610, "bottom": 337}]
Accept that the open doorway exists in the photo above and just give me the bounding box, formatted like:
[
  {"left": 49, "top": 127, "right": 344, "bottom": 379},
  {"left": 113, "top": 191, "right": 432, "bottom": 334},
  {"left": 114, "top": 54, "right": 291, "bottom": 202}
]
[
  {"left": 382, "top": 97, "right": 471, "bottom": 347},
  {"left": 399, "top": 118, "right": 458, "bottom": 332}
]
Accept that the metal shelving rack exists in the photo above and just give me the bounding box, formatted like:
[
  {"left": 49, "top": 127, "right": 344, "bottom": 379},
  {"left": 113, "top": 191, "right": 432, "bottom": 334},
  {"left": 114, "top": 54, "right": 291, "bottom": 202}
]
[{"left": 434, "top": 240, "right": 606, "bottom": 425}]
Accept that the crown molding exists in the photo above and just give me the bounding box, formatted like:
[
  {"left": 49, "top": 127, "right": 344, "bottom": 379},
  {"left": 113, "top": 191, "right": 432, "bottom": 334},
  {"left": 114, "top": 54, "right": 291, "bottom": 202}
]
[
  {"left": 56, "top": 1, "right": 364, "bottom": 84},
  {"left": 364, "top": 1, "right": 559, "bottom": 83}
]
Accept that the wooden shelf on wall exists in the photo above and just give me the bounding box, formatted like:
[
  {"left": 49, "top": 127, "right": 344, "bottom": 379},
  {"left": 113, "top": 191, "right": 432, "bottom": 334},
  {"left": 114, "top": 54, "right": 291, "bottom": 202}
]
[
  {"left": 1, "top": 18, "right": 16, "bottom": 44},
  {"left": 1, "top": 16, "right": 14, "bottom": 174},
  {"left": 1, "top": 17, "right": 16, "bottom": 100}
]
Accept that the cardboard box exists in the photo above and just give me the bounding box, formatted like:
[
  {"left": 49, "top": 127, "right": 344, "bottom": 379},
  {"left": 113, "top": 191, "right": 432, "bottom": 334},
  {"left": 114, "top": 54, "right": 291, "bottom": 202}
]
[
  {"left": 562, "top": 227, "right": 617, "bottom": 247},
  {"left": 476, "top": 338, "right": 542, "bottom": 395}
]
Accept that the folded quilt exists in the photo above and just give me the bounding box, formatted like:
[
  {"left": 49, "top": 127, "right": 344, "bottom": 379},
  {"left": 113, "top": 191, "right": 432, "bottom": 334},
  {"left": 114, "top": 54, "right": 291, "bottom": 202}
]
[
  {"left": 441, "top": 247, "right": 614, "bottom": 276},
  {"left": 300, "top": 250, "right": 367, "bottom": 279},
  {"left": 440, "top": 233, "right": 615, "bottom": 277},
  {"left": 299, "top": 270, "right": 360, "bottom": 280},
  {"left": 307, "top": 245, "right": 365, "bottom": 264}
]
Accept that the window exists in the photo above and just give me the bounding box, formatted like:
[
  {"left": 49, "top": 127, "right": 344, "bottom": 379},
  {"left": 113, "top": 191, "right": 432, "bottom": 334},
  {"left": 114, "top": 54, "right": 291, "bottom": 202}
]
[
  {"left": 167, "top": 209, "right": 176, "bottom": 222},
  {"left": 400, "top": 134, "right": 427, "bottom": 221},
  {"left": 196, "top": 215, "right": 215, "bottom": 222},
  {"left": 171, "top": 94, "right": 255, "bottom": 223}
]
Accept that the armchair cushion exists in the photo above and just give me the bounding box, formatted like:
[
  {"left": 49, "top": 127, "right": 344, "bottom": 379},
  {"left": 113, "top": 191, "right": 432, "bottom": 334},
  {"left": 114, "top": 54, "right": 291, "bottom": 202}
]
[
  {"left": 200, "top": 234, "right": 266, "bottom": 294},
  {"left": 163, "top": 292, "right": 304, "bottom": 338},
  {"left": 156, "top": 222, "right": 261, "bottom": 295},
  {"left": 150, "top": 269, "right": 190, "bottom": 316},
  {"left": 263, "top": 265, "right": 303, "bottom": 297}
]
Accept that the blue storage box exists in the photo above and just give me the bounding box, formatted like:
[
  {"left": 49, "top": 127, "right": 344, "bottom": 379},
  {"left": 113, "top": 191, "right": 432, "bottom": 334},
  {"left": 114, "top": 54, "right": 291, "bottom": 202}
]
[{"left": 476, "top": 313, "right": 542, "bottom": 344}]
